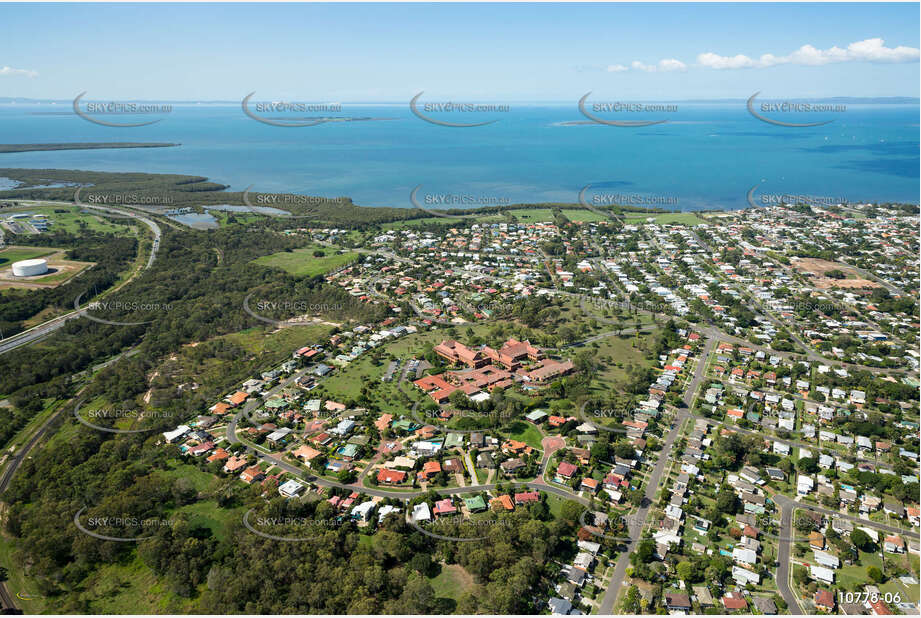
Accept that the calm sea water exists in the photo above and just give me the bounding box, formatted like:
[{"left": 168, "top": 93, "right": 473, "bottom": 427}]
[{"left": 0, "top": 102, "right": 917, "bottom": 210}]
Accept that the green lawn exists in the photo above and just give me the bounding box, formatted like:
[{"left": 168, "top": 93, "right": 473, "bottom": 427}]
[
  {"left": 0, "top": 534, "right": 46, "bottom": 614},
  {"left": 545, "top": 493, "right": 579, "bottom": 519},
  {"left": 157, "top": 461, "right": 224, "bottom": 493},
  {"left": 506, "top": 420, "right": 543, "bottom": 450},
  {"left": 208, "top": 209, "right": 263, "bottom": 227},
  {"left": 224, "top": 324, "right": 332, "bottom": 356},
  {"left": 623, "top": 212, "right": 707, "bottom": 225},
  {"left": 381, "top": 206, "right": 611, "bottom": 229},
  {"left": 253, "top": 244, "right": 358, "bottom": 277},
  {"left": 428, "top": 563, "right": 475, "bottom": 604},
  {"left": 591, "top": 330, "right": 656, "bottom": 387},
  {"left": 69, "top": 556, "right": 200, "bottom": 613},
  {"left": 4, "top": 205, "right": 137, "bottom": 235},
  {"left": 0, "top": 540, "right": 199, "bottom": 614},
  {"left": 837, "top": 550, "right": 884, "bottom": 590},
  {"left": 0, "top": 245, "right": 59, "bottom": 265},
  {"left": 560, "top": 209, "right": 610, "bottom": 222},
  {"left": 880, "top": 577, "right": 919, "bottom": 604},
  {"left": 382, "top": 216, "right": 468, "bottom": 229},
  {"left": 173, "top": 500, "right": 244, "bottom": 543}
]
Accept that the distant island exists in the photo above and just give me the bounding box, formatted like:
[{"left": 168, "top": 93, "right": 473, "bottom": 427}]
[{"left": 0, "top": 142, "right": 179, "bottom": 154}]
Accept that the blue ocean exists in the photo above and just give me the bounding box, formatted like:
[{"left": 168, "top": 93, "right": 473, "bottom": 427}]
[{"left": 0, "top": 101, "right": 917, "bottom": 210}]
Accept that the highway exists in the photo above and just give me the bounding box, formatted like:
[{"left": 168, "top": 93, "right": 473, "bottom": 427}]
[{"left": 0, "top": 384, "right": 90, "bottom": 613}]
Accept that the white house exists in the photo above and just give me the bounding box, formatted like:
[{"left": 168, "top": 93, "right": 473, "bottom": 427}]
[
  {"left": 813, "top": 550, "right": 840, "bottom": 569},
  {"left": 351, "top": 500, "right": 376, "bottom": 522},
  {"left": 810, "top": 565, "right": 835, "bottom": 583},
  {"left": 797, "top": 475, "right": 814, "bottom": 496},
  {"left": 412, "top": 502, "right": 432, "bottom": 522},
  {"left": 732, "top": 547, "right": 757, "bottom": 566},
  {"left": 278, "top": 479, "right": 304, "bottom": 498},
  {"left": 377, "top": 504, "right": 401, "bottom": 524},
  {"left": 732, "top": 565, "right": 760, "bottom": 586},
  {"left": 163, "top": 425, "right": 191, "bottom": 443}
]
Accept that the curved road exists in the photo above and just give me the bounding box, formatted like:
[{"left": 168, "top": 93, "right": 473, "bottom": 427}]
[{"left": 0, "top": 384, "right": 90, "bottom": 612}]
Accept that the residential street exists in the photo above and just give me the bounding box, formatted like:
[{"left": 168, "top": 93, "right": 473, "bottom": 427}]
[{"left": 597, "top": 336, "right": 715, "bottom": 613}]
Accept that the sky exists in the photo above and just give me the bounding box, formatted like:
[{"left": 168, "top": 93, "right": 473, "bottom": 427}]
[{"left": 2, "top": 2, "right": 919, "bottom": 101}]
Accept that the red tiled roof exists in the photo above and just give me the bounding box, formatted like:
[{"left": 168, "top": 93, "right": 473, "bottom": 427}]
[
  {"left": 814, "top": 590, "right": 835, "bottom": 609},
  {"left": 721, "top": 593, "right": 747, "bottom": 610},
  {"left": 377, "top": 469, "right": 407, "bottom": 484},
  {"left": 514, "top": 490, "right": 540, "bottom": 504},
  {"left": 492, "top": 495, "right": 514, "bottom": 511},
  {"left": 557, "top": 461, "right": 578, "bottom": 478}
]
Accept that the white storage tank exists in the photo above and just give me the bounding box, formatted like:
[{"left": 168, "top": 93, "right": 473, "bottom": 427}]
[{"left": 11, "top": 258, "right": 48, "bottom": 277}]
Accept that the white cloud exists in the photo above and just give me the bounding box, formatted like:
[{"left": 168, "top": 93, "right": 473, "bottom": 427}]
[
  {"left": 697, "top": 38, "right": 919, "bottom": 70},
  {"left": 697, "top": 52, "right": 756, "bottom": 70},
  {"left": 658, "top": 58, "right": 688, "bottom": 72},
  {"left": 608, "top": 38, "right": 919, "bottom": 74},
  {"left": 630, "top": 58, "right": 687, "bottom": 73},
  {"left": 842, "top": 38, "right": 919, "bottom": 63},
  {"left": 0, "top": 66, "right": 38, "bottom": 78}
]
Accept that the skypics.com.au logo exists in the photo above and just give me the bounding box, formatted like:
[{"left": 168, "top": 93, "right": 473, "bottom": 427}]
[
  {"left": 73, "top": 399, "right": 176, "bottom": 434},
  {"left": 410, "top": 185, "right": 511, "bottom": 219},
  {"left": 747, "top": 92, "right": 845, "bottom": 128},
  {"left": 73, "top": 92, "right": 172, "bottom": 127},
  {"left": 242, "top": 93, "right": 342, "bottom": 127},
  {"left": 410, "top": 92, "right": 509, "bottom": 127},
  {"left": 74, "top": 507, "right": 175, "bottom": 542},
  {"left": 243, "top": 293, "right": 345, "bottom": 327},
  {"left": 578, "top": 93, "right": 677, "bottom": 127}
]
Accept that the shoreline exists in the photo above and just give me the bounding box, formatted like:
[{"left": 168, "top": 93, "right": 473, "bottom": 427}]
[{"left": 0, "top": 143, "right": 179, "bottom": 154}]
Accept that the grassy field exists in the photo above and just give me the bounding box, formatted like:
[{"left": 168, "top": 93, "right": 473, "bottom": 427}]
[
  {"left": 560, "top": 209, "right": 611, "bottom": 222},
  {"left": 382, "top": 216, "right": 468, "bottom": 229},
  {"left": 0, "top": 491, "right": 204, "bottom": 613},
  {"left": 623, "top": 212, "right": 707, "bottom": 225},
  {"left": 4, "top": 205, "right": 138, "bottom": 235},
  {"left": 320, "top": 355, "right": 412, "bottom": 414},
  {"left": 68, "top": 556, "right": 199, "bottom": 613},
  {"left": 506, "top": 420, "right": 543, "bottom": 450},
  {"left": 834, "top": 549, "right": 919, "bottom": 602},
  {"left": 837, "top": 550, "right": 885, "bottom": 590},
  {"left": 591, "top": 330, "right": 657, "bottom": 385},
  {"left": 545, "top": 493, "right": 578, "bottom": 519},
  {"left": 0, "top": 245, "right": 59, "bottom": 265},
  {"left": 224, "top": 324, "right": 333, "bottom": 356},
  {"left": 381, "top": 206, "right": 612, "bottom": 229},
  {"left": 1, "top": 397, "right": 63, "bottom": 451},
  {"left": 157, "top": 460, "right": 225, "bottom": 493},
  {"left": 382, "top": 207, "right": 705, "bottom": 227},
  {"left": 174, "top": 500, "right": 244, "bottom": 543},
  {"left": 428, "top": 563, "right": 475, "bottom": 606},
  {"left": 208, "top": 209, "right": 263, "bottom": 227},
  {"left": 253, "top": 244, "right": 358, "bottom": 277},
  {"left": 0, "top": 534, "right": 46, "bottom": 613}
]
